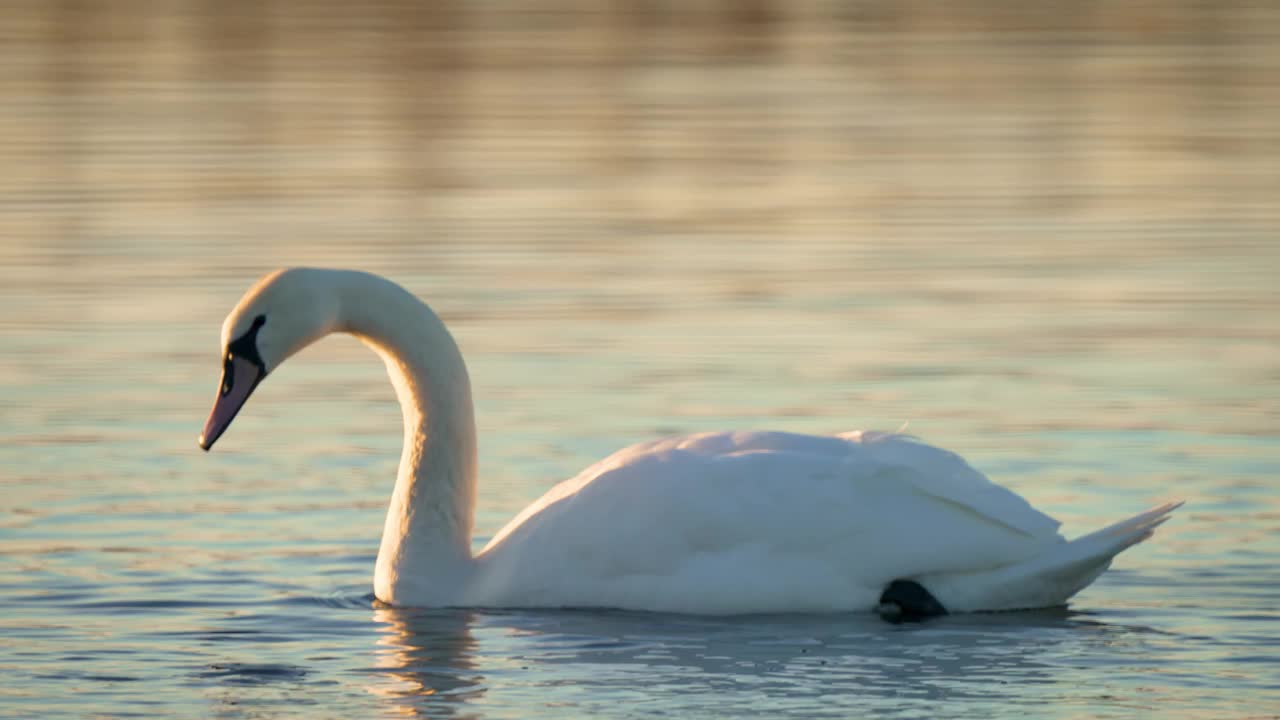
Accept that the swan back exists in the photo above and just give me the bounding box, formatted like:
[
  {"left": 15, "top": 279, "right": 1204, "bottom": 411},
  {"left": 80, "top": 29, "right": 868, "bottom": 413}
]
[{"left": 472, "top": 431, "right": 1065, "bottom": 613}]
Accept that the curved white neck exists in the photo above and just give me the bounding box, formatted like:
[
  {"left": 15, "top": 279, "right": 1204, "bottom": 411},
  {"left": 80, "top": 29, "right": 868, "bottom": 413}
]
[{"left": 330, "top": 271, "right": 477, "bottom": 605}]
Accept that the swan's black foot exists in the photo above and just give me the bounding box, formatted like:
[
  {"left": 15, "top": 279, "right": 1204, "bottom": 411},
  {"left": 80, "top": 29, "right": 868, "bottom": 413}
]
[{"left": 877, "top": 580, "right": 947, "bottom": 623}]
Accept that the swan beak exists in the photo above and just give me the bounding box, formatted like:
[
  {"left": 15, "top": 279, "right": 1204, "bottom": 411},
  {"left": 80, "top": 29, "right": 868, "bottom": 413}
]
[{"left": 199, "top": 354, "right": 266, "bottom": 451}]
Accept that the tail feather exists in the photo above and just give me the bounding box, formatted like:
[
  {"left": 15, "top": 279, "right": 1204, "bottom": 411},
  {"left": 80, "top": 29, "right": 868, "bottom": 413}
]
[
  {"left": 922, "top": 501, "right": 1183, "bottom": 613},
  {"left": 1074, "top": 500, "right": 1183, "bottom": 546}
]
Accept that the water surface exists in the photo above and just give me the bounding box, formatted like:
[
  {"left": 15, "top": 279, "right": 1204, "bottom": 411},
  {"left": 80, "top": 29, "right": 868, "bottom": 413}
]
[{"left": 2, "top": 2, "right": 1279, "bottom": 718}]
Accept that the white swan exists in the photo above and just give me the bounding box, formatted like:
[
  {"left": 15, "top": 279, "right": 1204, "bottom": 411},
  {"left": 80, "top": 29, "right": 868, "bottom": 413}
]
[{"left": 198, "top": 268, "right": 1181, "bottom": 617}]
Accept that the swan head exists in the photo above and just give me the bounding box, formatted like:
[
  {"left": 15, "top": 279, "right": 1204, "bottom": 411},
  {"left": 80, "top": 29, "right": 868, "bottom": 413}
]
[{"left": 199, "top": 268, "right": 341, "bottom": 451}]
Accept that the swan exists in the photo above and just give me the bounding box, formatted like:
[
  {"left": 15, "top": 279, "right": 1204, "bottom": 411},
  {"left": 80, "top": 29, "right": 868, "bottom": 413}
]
[{"left": 198, "top": 268, "right": 1181, "bottom": 617}]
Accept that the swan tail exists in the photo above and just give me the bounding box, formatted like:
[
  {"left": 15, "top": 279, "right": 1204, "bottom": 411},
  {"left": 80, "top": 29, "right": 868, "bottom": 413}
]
[
  {"left": 1072, "top": 500, "right": 1183, "bottom": 547},
  {"left": 921, "top": 501, "right": 1183, "bottom": 613}
]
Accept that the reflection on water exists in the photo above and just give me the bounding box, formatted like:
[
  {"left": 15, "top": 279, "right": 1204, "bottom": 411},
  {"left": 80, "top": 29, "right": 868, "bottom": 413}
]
[
  {"left": 371, "top": 607, "right": 484, "bottom": 716},
  {"left": 1, "top": 1, "right": 1278, "bottom": 719},
  {"left": 363, "top": 606, "right": 1205, "bottom": 718}
]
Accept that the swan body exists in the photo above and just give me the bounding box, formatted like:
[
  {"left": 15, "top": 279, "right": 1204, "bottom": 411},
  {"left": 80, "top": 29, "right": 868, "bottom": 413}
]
[{"left": 199, "top": 268, "right": 1180, "bottom": 615}]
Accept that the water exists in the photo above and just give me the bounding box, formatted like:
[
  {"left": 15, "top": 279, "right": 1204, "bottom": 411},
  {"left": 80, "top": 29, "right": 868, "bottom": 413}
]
[{"left": 2, "top": 2, "right": 1279, "bottom": 718}]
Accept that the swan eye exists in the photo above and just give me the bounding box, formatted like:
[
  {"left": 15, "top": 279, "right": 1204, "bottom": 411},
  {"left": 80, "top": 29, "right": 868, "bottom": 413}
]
[
  {"left": 224, "top": 314, "right": 269, "bottom": 376},
  {"left": 220, "top": 356, "right": 235, "bottom": 396}
]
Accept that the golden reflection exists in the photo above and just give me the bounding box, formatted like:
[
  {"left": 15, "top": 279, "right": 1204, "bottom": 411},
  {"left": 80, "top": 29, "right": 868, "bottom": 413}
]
[{"left": 368, "top": 605, "right": 484, "bottom": 718}]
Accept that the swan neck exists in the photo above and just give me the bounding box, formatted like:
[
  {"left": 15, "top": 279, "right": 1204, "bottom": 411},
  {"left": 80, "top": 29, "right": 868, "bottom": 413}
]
[{"left": 333, "top": 271, "right": 477, "bottom": 603}]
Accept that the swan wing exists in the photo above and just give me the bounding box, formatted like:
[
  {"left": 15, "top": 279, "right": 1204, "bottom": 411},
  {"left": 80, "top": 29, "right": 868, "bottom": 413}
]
[
  {"left": 832, "top": 430, "right": 1061, "bottom": 538},
  {"left": 475, "top": 431, "right": 1063, "bottom": 613}
]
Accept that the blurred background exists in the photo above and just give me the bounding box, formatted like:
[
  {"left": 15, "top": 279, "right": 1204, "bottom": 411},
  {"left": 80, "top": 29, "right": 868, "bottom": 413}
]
[
  {"left": 4, "top": 0, "right": 1276, "bottom": 480},
  {"left": 5, "top": 0, "right": 1277, "bottom": 259},
  {"left": 1, "top": 2, "right": 1278, "bottom": 718}
]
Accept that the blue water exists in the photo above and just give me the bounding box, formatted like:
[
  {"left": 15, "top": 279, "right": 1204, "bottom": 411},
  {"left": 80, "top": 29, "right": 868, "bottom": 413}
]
[
  {"left": 3, "top": 3, "right": 1280, "bottom": 718},
  {"left": 4, "top": 234, "right": 1277, "bottom": 719}
]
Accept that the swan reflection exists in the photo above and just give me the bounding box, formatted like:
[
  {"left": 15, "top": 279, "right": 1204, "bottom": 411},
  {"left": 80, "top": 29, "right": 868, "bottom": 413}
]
[
  {"left": 365, "top": 604, "right": 1147, "bottom": 717},
  {"left": 369, "top": 606, "right": 484, "bottom": 717}
]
